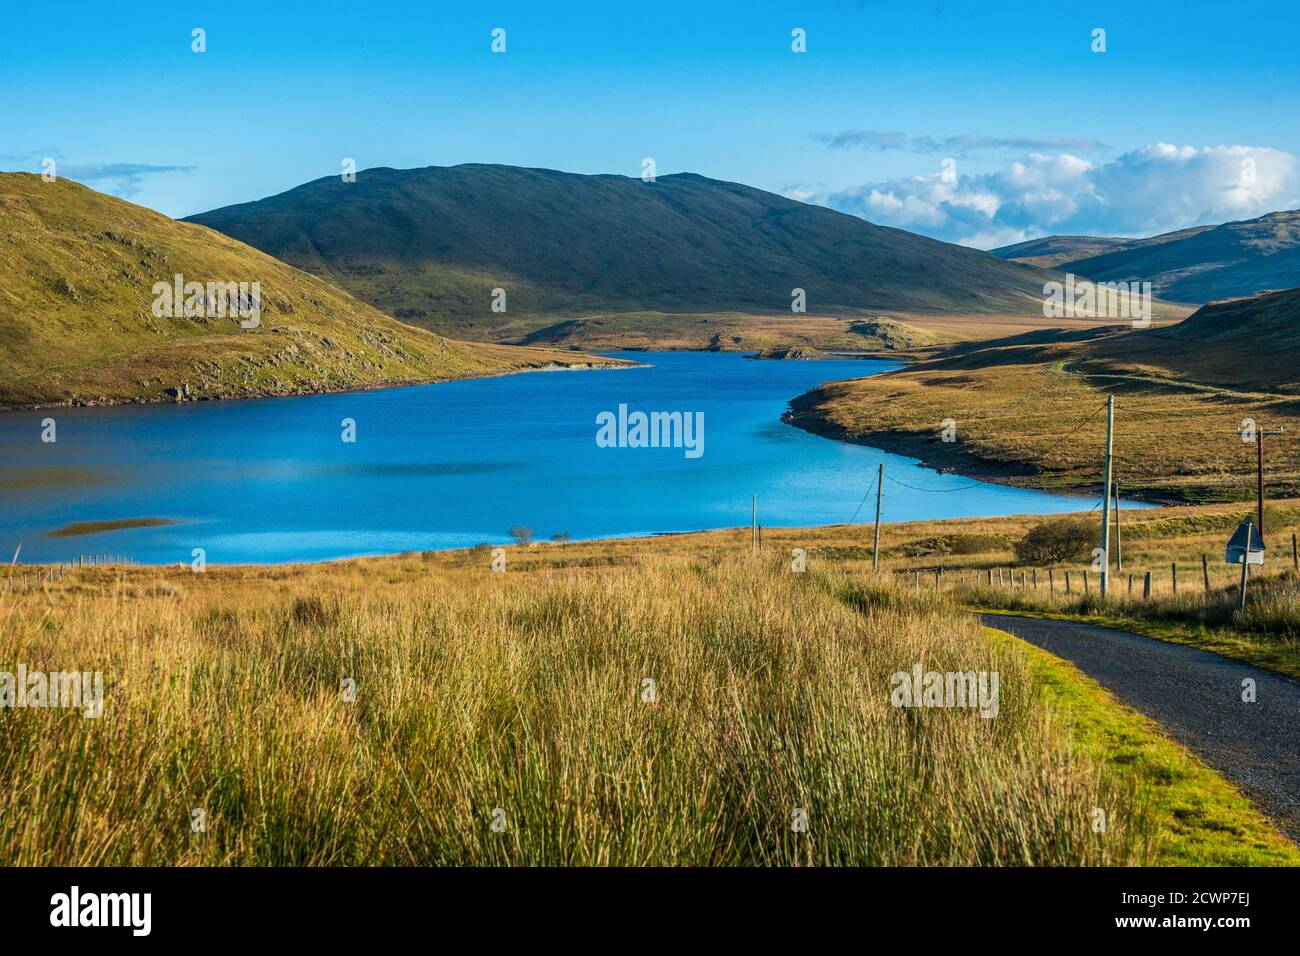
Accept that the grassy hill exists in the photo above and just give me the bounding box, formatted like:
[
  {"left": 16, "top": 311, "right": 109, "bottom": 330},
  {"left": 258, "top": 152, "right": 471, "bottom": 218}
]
[
  {"left": 185, "top": 164, "right": 1067, "bottom": 342},
  {"left": 992, "top": 211, "right": 1300, "bottom": 304},
  {"left": 0, "top": 174, "right": 617, "bottom": 408},
  {"left": 1084, "top": 287, "right": 1300, "bottom": 391},
  {"left": 786, "top": 288, "right": 1300, "bottom": 502}
]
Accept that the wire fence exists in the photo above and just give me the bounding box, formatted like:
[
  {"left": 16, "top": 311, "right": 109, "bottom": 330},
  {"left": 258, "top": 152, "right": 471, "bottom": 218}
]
[
  {"left": 3, "top": 554, "right": 139, "bottom": 592},
  {"left": 891, "top": 549, "right": 1298, "bottom": 603}
]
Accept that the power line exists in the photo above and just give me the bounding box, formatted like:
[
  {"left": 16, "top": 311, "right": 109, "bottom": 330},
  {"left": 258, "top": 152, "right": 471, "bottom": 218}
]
[
  {"left": 885, "top": 473, "right": 985, "bottom": 493},
  {"left": 846, "top": 472, "right": 878, "bottom": 525},
  {"left": 1034, "top": 399, "right": 1111, "bottom": 461},
  {"left": 880, "top": 399, "right": 1112, "bottom": 497}
]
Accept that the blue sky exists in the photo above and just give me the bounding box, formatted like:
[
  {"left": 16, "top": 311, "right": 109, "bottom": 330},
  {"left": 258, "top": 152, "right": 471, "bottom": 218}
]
[{"left": 3, "top": 0, "right": 1297, "bottom": 246}]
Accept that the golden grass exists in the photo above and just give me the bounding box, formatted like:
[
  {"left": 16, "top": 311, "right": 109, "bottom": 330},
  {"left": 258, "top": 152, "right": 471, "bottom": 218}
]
[
  {"left": 785, "top": 327, "right": 1300, "bottom": 503},
  {"left": 2, "top": 539, "right": 1296, "bottom": 866},
  {"left": 873, "top": 308, "right": 1189, "bottom": 343},
  {"left": 461, "top": 307, "right": 1189, "bottom": 355},
  {"left": 475, "top": 310, "right": 941, "bottom": 353},
  {"left": 0, "top": 174, "right": 623, "bottom": 408}
]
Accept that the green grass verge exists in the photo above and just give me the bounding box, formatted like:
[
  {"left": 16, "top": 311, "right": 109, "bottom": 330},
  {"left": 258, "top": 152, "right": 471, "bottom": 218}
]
[{"left": 990, "top": 627, "right": 1299, "bottom": 865}]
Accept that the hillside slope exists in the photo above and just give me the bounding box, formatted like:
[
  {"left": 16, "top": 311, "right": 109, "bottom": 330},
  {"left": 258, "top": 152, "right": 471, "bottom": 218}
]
[
  {"left": 993, "top": 211, "right": 1300, "bottom": 304},
  {"left": 186, "top": 164, "right": 1065, "bottom": 340},
  {"left": 1084, "top": 287, "right": 1300, "bottom": 390},
  {"left": 0, "top": 174, "right": 615, "bottom": 408},
  {"left": 785, "top": 288, "right": 1300, "bottom": 502},
  {"left": 989, "top": 234, "right": 1136, "bottom": 268}
]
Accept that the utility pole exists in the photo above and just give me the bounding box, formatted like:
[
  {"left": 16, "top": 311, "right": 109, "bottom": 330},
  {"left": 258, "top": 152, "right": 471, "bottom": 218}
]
[
  {"left": 1099, "top": 394, "right": 1115, "bottom": 599},
  {"left": 1238, "top": 424, "right": 1284, "bottom": 534},
  {"left": 872, "top": 463, "right": 884, "bottom": 572}
]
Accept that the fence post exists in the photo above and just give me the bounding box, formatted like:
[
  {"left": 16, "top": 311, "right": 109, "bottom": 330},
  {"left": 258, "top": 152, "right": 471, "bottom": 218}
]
[
  {"left": 1128, "top": 573, "right": 1133, "bottom": 595},
  {"left": 1083, "top": 569, "right": 1090, "bottom": 592},
  {"left": 1032, "top": 568, "right": 1038, "bottom": 590},
  {"left": 1293, "top": 532, "right": 1298, "bottom": 571},
  {"left": 1065, "top": 571, "right": 1071, "bottom": 594},
  {"left": 1143, "top": 571, "right": 1151, "bottom": 600},
  {"left": 1048, "top": 568, "right": 1054, "bottom": 594},
  {"left": 1171, "top": 562, "right": 1178, "bottom": 594},
  {"left": 1202, "top": 554, "right": 1210, "bottom": 592}
]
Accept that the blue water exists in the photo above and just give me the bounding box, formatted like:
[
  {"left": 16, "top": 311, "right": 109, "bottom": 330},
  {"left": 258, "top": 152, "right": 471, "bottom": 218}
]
[{"left": 0, "top": 352, "right": 1121, "bottom": 564}]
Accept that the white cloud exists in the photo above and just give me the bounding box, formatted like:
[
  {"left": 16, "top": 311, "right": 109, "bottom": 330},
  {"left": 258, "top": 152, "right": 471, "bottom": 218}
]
[
  {"left": 0, "top": 154, "right": 195, "bottom": 199},
  {"left": 783, "top": 186, "right": 818, "bottom": 203},
  {"left": 814, "top": 144, "right": 1300, "bottom": 248},
  {"left": 59, "top": 162, "right": 196, "bottom": 199},
  {"left": 812, "top": 130, "right": 1107, "bottom": 155}
]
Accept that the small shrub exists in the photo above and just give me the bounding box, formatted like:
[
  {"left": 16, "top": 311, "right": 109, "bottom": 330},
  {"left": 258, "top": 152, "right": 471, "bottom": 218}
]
[{"left": 1014, "top": 519, "right": 1095, "bottom": 565}]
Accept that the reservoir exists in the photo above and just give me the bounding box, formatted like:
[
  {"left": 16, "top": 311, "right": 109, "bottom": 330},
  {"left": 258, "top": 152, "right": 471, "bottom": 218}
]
[{"left": 0, "top": 351, "right": 1114, "bottom": 564}]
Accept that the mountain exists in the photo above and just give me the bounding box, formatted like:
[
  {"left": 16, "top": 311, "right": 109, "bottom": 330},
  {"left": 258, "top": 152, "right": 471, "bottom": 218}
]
[
  {"left": 991, "top": 211, "right": 1300, "bottom": 304},
  {"left": 185, "top": 164, "right": 1065, "bottom": 341},
  {"left": 0, "top": 174, "right": 614, "bottom": 408}
]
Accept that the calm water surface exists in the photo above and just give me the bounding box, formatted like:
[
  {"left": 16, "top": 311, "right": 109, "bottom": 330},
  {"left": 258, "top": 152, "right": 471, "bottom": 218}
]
[{"left": 0, "top": 352, "right": 1122, "bottom": 564}]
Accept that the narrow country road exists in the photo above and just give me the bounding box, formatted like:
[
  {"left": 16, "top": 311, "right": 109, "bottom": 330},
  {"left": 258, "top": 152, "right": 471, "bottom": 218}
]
[{"left": 981, "top": 613, "right": 1300, "bottom": 843}]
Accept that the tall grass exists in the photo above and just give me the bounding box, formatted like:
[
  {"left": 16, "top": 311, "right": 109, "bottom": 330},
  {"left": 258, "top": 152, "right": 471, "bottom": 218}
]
[{"left": 0, "top": 558, "right": 1153, "bottom": 865}]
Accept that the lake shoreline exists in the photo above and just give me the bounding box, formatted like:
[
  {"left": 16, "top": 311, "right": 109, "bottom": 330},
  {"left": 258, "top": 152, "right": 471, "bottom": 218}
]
[
  {"left": 0, "top": 357, "right": 640, "bottom": 414},
  {"left": 7, "top": 495, "right": 1177, "bottom": 569},
  {"left": 782, "top": 384, "right": 1191, "bottom": 507}
]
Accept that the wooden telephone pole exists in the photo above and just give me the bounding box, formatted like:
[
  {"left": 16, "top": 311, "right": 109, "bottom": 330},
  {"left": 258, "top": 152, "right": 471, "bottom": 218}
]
[
  {"left": 1099, "top": 395, "right": 1115, "bottom": 599},
  {"left": 1237, "top": 424, "right": 1284, "bottom": 534},
  {"left": 872, "top": 463, "right": 884, "bottom": 572}
]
